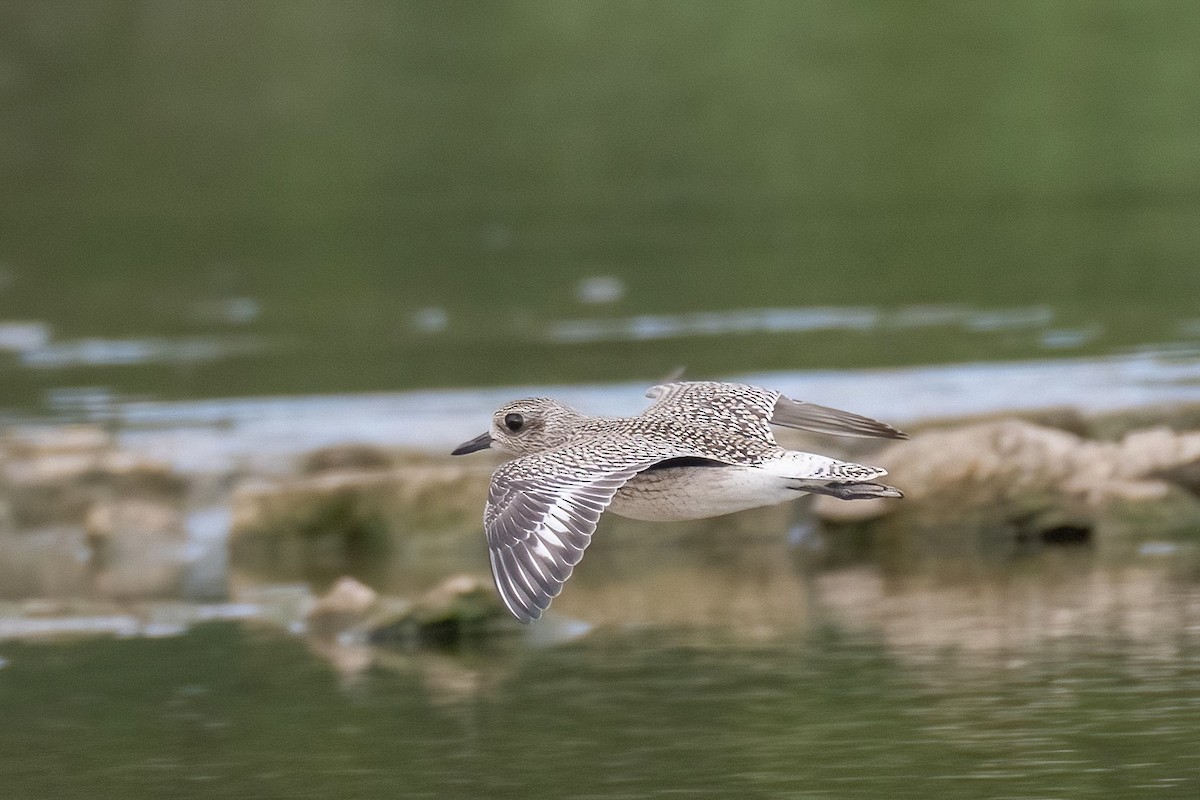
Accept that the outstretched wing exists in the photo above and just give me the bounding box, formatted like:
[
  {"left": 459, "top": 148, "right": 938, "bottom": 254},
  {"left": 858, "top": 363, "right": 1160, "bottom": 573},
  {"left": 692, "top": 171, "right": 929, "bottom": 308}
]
[
  {"left": 645, "top": 381, "right": 907, "bottom": 440},
  {"left": 485, "top": 436, "right": 692, "bottom": 622}
]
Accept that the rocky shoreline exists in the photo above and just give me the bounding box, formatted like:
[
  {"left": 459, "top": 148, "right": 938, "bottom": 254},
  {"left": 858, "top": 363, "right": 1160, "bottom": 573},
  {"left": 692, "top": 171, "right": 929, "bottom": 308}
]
[{"left": 2, "top": 402, "right": 1199, "bottom": 651}]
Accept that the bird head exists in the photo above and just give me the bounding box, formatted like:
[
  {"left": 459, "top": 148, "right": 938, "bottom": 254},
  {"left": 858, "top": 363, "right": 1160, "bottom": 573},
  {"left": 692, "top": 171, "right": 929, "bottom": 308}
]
[{"left": 451, "top": 397, "right": 582, "bottom": 457}]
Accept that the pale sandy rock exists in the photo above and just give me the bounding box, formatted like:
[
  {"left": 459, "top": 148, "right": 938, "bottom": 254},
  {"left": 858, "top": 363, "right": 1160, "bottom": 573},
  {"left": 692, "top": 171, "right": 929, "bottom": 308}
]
[
  {"left": 85, "top": 499, "right": 185, "bottom": 540},
  {"left": 0, "top": 526, "right": 91, "bottom": 598},
  {"left": 84, "top": 499, "right": 188, "bottom": 599},
  {"left": 90, "top": 536, "right": 187, "bottom": 599},
  {"left": 1, "top": 427, "right": 188, "bottom": 528},
  {"left": 307, "top": 576, "right": 379, "bottom": 636},
  {"left": 2, "top": 425, "right": 112, "bottom": 457},
  {"left": 230, "top": 463, "right": 490, "bottom": 540},
  {"left": 3, "top": 452, "right": 101, "bottom": 484},
  {"left": 814, "top": 419, "right": 1200, "bottom": 553},
  {"left": 815, "top": 420, "right": 1082, "bottom": 524}
]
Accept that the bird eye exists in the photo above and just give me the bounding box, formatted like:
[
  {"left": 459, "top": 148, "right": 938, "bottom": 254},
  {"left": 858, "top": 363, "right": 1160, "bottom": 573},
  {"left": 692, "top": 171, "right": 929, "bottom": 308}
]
[{"left": 504, "top": 413, "right": 525, "bottom": 432}]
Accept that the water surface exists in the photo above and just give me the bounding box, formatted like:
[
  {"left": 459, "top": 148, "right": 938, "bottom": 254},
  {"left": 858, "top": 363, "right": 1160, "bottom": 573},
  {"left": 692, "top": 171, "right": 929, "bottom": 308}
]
[
  {"left": 2, "top": 553, "right": 1198, "bottom": 799},
  {"left": 3, "top": 2, "right": 1200, "bottom": 411}
]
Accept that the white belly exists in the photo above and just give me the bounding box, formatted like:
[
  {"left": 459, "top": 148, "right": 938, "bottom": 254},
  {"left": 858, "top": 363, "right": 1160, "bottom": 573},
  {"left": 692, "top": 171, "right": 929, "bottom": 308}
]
[{"left": 608, "top": 465, "right": 799, "bottom": 521}]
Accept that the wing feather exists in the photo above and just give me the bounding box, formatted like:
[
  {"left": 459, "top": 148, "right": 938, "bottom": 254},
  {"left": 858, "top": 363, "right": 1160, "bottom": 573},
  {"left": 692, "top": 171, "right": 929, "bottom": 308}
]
[
  {"left": 484, "top": 436, "right": 692, "bottom": 622},
  {"left": 772, "top": 396, "right": 908, "bottom": 440},
  {"left": 645, "top": 381, "right": 907, "bottom": 440}
]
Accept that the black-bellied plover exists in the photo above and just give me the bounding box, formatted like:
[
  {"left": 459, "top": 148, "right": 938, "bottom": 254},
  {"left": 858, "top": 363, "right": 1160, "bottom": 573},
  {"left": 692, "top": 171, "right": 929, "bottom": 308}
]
[{"left": 451, "top": 381, "right": 907, "bottom": 622}]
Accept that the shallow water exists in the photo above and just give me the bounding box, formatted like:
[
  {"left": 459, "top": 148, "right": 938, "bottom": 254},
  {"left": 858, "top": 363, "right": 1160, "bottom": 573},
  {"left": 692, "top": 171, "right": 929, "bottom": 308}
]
[{"left": 2, "top": 551, "right": 1198, "bottom": 799}]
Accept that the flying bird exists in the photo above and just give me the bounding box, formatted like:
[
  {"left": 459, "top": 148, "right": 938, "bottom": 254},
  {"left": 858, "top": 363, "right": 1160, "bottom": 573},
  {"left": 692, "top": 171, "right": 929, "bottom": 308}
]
[{"left": 452, "top": 381, "right": 906, "bottom": 622}]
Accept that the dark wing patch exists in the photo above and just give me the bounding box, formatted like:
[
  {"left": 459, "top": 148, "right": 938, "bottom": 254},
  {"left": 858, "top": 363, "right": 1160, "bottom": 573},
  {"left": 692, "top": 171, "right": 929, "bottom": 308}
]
[{"left": 484, "top": 438, "right": 690, "bottom": 622}]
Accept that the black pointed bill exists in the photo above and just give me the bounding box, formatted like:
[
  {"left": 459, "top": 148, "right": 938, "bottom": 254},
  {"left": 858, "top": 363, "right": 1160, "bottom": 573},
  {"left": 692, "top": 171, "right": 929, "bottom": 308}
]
[{"left": 451, "top": 432, "right": 493, "bottom": 455}]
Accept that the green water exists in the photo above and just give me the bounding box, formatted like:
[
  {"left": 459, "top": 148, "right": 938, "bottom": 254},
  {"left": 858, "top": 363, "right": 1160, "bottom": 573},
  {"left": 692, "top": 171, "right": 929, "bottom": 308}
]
[
  {"left": 3, "top": 542, "right": 1199, "bottom": 798},
  {"left": 2, "top": 618, "right": 1197, "bottom": 799},
  {"left": 3, "top": 1, "right": 1200, "bottom": 410}
]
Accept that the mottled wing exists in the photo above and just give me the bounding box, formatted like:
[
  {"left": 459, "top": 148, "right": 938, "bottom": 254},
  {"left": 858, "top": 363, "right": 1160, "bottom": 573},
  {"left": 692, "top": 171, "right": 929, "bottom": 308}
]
[
  {"left": 485, "top": 436, "right": 691, "bottom": 623},
  {"left": 644, "top": 381, "right": 779, "bottom": 440},
  {"left": 646, "top": 381, "right": 907, "bottom": 440}
]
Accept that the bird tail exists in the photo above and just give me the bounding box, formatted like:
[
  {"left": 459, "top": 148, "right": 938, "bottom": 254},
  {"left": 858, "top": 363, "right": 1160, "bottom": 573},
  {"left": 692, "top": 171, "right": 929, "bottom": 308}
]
[
  {"left": 762, "top": 451, "right": 902, "bottom": 500},
  {"left": 793, "top": 481, "right": 903, "bottom": 500},
  {"left": 762, "top": 450, "right": 889, "bottom": 483}
]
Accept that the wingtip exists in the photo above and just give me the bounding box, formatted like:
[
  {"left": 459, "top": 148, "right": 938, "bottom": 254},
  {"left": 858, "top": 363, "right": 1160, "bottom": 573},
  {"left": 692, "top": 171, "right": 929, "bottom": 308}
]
[
  {"left": 865, "top": 422, "right": 908, "bottom": 440},
  {"left": 774, "top": 397, "right": 912, "bottom": 441}
]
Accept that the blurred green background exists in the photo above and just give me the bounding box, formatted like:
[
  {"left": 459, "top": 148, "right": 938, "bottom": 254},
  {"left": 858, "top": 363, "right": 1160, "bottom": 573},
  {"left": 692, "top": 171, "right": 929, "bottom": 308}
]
[{"left": 2, "top": 0, "right": 1199, "bottom": 411}]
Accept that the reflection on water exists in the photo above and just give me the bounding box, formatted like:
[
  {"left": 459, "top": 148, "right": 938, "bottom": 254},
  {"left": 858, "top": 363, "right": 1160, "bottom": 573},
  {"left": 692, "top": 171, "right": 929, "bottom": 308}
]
[{"left": 1, "top": 549, "right": 1198, "bottom": 799}]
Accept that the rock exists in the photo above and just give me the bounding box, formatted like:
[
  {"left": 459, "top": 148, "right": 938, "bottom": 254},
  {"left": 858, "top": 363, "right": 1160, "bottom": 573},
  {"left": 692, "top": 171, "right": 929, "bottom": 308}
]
[
  {"left": 412, "top": 574, "right": 498, "bottom": 620},
  {"left": 85, "top": 499, "right": 185, "bottom": 541},
  {"left": 93, "top": 453, "right": 190, "bottom": 500},
  {"left": 84, "top": 499, "right": 189, "bottom": 599},
  {"left": 0, "top": 425, "right": 194, "bottom": 600},
  {"left": 814, "top": 419, "right": 1200, "bottom": 563},
  {"left": 0, "top": 426, "right": 113, "bottom": 503},
  {"left": 815, "top": 420, "right": 1081, "bottom": 523},
  {"left": 231, "top": 463, "right": 489, "bottom": 539},
  {"left": 0, "top": 425, "right": 188, "bottom": 528},
  {"left": 367, "top": 573, "right": 510, "bottom": 647},
  {"left": 0, "top": 526, "right": 91, "bottom": 598},
  {"left": 1109, "top": 427, "right": 1200, "bottom": 488},
  {"left": 228, "top": 462, "right": 492, "bottom": 585},
  {"left": 2, "top": 424, "right": 112, "bottom": 460},
  {"left": 306, "top": 576, "right": 379, "bottom": 637}
]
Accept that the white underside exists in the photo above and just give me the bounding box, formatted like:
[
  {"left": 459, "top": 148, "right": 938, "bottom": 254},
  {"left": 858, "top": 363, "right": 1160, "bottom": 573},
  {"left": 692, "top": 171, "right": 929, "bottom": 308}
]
[{"left": 609, "top": 465, "right": 808, "bottom": 521}]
